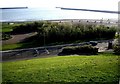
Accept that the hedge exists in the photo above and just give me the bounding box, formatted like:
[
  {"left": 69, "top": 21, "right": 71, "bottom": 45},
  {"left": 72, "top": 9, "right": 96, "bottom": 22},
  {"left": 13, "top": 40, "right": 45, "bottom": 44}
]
[{"left": 61, "top": 45, "right": 98, "bottom": 55}]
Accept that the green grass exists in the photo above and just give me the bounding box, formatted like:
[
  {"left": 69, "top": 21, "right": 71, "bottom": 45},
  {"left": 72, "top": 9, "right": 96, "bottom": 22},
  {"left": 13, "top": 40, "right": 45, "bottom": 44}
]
[
  {"left": 1, "top": 28, "right": 13, "bottom": 33},
  {"left": 1, "top": 22, "right": 21, "bottom": 33},
  {"left": 1, "top": 25, "right": 13, "bottom": 33},
  {"left": 2, "top": 43, "right": 23, "bottom": 51},
  {"left": 2, "top": 53, "right": 119, "bottom": 83},
  {"left": 2, "top": 42, "right": 38, "bottom": 51}
]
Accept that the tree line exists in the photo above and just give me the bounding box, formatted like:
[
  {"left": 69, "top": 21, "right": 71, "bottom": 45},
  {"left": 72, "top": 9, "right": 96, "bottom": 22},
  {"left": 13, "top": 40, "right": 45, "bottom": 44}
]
[{"left": 11, "top": 21, "right": 116, "bottom": 44}]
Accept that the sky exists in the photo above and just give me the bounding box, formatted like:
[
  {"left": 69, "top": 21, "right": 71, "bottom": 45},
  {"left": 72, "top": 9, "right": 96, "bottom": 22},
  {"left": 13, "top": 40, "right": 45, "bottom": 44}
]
[
  {"left": 0, "top": 0, "right": 119, "bottom": 20},
  {"left": 0, "top": 0, "right": 119, "bottom": 11}
]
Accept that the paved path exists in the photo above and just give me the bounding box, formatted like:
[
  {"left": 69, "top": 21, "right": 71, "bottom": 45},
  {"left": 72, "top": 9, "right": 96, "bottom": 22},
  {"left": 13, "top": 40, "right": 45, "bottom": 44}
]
[
  {"left": 1, "top": 39, "right": 114, "bottom": 62},
  {"left": 2, "top": 32, "right": 37, "bottom": 45}
]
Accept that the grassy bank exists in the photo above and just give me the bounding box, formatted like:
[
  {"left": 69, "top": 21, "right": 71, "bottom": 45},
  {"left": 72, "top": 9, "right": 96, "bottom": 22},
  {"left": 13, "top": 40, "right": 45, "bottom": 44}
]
[
  {"left": 2, "top": 42, "right": 36, "bottom": 51},
  {"left": 1, "top": 22, "right": 21, "bottom": 33},
  {"left": 2, "top": 53, "right": 119, "bottom": 83}
]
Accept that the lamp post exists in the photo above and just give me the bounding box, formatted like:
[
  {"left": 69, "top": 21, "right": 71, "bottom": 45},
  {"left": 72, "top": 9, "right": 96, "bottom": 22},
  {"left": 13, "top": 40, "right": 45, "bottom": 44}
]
[
  {"left": 43, "top": 26, "right": 46, "bottom": 47},
  {"left": 43, "top": 24, "right": 50, "bottom": 55}
]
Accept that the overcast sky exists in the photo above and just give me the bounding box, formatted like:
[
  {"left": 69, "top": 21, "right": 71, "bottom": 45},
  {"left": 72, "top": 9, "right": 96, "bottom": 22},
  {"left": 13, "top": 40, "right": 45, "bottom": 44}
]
[{"left": 0, "top": 0, "right": 119, "bottom": 11}]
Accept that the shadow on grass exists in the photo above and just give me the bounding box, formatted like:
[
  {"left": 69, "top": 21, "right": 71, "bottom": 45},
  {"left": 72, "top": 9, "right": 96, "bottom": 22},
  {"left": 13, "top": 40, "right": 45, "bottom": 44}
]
[
  {"left": 58, "top": 51, "right": 120, "bottom": 56},
  {"left": 58, "top": 52, "right": 98, "bottom": 56}
]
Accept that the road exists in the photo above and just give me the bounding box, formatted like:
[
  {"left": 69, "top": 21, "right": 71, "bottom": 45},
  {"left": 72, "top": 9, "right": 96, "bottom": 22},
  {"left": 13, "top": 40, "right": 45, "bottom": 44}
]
[
  {"left": 1, "top": 39, "right": 113, "bottom": 62},
  {"left": 49, "top": 19, "right": 118, "bottom": 27}
]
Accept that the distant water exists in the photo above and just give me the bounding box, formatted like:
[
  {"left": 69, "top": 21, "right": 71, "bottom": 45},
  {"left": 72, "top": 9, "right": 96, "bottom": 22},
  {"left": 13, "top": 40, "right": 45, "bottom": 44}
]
[{"left": 0, "top": 8, "right": 118, "bottom": 22}]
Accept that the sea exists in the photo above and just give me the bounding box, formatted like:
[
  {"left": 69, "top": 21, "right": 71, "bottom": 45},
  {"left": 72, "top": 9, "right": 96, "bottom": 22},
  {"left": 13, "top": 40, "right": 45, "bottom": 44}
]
[{"left": 0, "top": 8, "right": 118, "bottom": 22}]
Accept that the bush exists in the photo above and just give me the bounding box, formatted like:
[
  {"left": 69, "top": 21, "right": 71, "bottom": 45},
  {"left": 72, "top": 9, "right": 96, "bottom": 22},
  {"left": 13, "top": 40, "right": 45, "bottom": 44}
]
[
  {"left": 113, "top": 45, "right": 120, "bottom": 55},
  {"left": 10, "top": 21, "right": 117, "bottom": 46},
  {"left": 61, "top": 45, "right": 98, "bottom": 55},
  {"left": 37, "top": 22, "right": 116, "bottom": 44},
  {"left": 2, "top": 33, "right": 11, "bottom": 40},
  {"left": 12, "top": 21, "right": 44, "bottom": 34}
]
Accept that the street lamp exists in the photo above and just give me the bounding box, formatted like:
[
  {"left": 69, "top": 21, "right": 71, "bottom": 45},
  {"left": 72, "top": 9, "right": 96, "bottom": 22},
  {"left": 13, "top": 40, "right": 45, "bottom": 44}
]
[{"left": 42, "top": 24, "right": 50, "bottom": 55}]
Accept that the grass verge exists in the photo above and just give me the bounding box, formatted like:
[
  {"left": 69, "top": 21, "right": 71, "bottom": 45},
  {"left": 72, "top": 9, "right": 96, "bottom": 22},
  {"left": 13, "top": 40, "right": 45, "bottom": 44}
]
[
  {"left": 2, "top": 53, "right": 119, "bottom": 83},
  {"left": 2, "top": 43, "right": 24, "bottom": 51},
  {"left": 2, "top": 42, "right": 39, "bottom": 51}
]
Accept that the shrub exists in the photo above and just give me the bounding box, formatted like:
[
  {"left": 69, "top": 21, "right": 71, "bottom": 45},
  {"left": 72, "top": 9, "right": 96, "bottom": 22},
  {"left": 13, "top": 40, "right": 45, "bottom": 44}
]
[
  {"left": 10, "top": 21, "right": 117, "bottom": 46},
  {"left": 37, "top": 22, "right": 116, "bottom": 44},
  {"left": 12, "top": 21, "right": 44, "bottom": 34},
  {"left": 113, "top": 38, "right": 120, "bottom": 55},
  {"left": 113, "top": 45, "right": 120, "bottom": 55},
  {"left": 61, "top": 45, "right": 98, "bottom": 55},
  {"left": 2, "top": 33, "right": 11, "bottom": 40}
]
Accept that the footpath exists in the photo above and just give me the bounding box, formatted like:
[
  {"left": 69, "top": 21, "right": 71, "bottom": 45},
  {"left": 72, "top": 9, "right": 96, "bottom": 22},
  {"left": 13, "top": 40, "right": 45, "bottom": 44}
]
[{"left": 1, "top": 39, "right": 114, "bottom": 62}]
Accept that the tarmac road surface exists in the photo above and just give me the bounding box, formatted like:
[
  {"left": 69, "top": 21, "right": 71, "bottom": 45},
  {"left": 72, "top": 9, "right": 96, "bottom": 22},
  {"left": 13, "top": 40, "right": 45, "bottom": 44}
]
[{"left": 1, "top": 39, "right": 114, "bottom": 62}]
